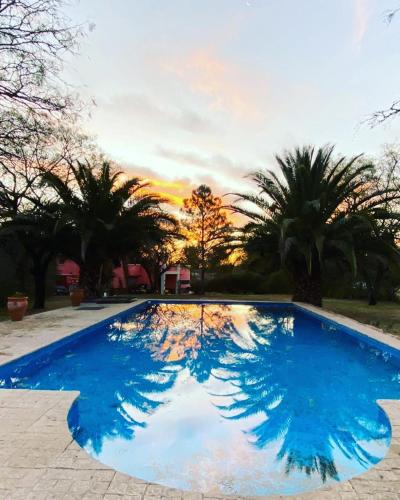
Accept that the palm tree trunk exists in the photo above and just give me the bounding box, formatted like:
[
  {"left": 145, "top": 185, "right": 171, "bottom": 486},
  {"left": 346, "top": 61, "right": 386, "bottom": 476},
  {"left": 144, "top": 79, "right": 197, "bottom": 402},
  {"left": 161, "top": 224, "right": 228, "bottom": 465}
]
[
  {"left": 31, "top": 257, "right": 52, "bottom": 310},
  {"left": 79, "top": 261, "right": 100, "bottom": 297},
  {"left": 32, "top": 269, "right": 46, "bottom": 309},
  {"left": 364, "top": 264, "right": 384, "bottom": 306},
  {"left": 368, "top": 290, "right": 377, "bottom": 306},
  {"left": 292, "top": 263, "right": 322, "bottom": 307}
]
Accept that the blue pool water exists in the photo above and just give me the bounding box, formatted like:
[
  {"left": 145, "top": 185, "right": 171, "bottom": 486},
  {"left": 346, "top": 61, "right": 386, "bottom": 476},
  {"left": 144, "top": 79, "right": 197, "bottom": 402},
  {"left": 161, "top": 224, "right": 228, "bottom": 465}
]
[{"left": 0, "top": 301, "right": 399, "bottom": 496}]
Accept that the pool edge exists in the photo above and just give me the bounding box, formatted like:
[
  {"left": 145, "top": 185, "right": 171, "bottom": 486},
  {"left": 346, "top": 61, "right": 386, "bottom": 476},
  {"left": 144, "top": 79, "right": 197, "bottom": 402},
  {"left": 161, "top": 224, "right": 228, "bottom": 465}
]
[
  {"left": 294, "top": 301, "right": 400, "bottom": 357},
  {"left": 0, "top": 299, "right": 149, "bottom": 369},
  {"left": 0, "top": 299, "right": 400, "bottom": 498}
]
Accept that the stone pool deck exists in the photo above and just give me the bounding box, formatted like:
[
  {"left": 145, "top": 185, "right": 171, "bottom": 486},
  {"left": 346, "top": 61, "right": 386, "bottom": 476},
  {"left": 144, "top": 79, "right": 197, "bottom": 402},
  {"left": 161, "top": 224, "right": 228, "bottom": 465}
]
[{"left": 0, "top": 300, "right": 399, "bottom": 499}]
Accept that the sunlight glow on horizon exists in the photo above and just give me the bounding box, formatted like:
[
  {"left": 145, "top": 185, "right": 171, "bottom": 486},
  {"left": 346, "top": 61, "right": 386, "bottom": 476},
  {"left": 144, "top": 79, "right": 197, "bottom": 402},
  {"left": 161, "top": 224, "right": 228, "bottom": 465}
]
[{"left": 64, "top": 0, "right": 400, "bottom": 207}]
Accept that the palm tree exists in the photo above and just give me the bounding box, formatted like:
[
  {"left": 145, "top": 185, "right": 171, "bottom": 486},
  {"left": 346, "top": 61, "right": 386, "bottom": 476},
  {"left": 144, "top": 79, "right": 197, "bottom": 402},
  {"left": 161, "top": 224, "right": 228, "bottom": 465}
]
[
  {"left": 42, "top": 160, "right": 178, "bottom": 296},
  {"left": 235, "top": 145, "right": 399, "bottom": 306},
  {"left": 355, "top": 228, "right": 400, "bottom": 305},
  {"left": 1, "top": 203, "right": 76, "bottom": 309}
]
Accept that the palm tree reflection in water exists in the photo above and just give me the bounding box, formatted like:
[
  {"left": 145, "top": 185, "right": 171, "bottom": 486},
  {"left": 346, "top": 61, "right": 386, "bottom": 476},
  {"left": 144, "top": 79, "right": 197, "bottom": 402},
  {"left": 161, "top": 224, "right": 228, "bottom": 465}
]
[
  {"left": 103, "top": 303, "right": 395, "bottom": 485},
  {"left": 72, "top": 303, "right": 241, "bottom": 453},
  {"left": 213, "top": 308, "right": 392, "bottom": 482},
  {"left": 5, "top": 302, "right": 398, "bottom": 492},
  {"left": 117, "top": 302, "right": 241, "bottom": 381}
]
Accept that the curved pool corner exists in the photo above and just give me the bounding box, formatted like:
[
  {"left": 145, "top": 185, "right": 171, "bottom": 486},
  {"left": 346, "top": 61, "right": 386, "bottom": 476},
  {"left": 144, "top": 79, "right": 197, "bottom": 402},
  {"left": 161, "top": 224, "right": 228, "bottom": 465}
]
[
  {"left": 0, "top": 389, "right": 397, "bottom": 497},
  {"left": 1, "top": 300, "right": 400, "bottom": 498},
  {"left": 63, "top": 391, "right": 400, "bottom": 498}
]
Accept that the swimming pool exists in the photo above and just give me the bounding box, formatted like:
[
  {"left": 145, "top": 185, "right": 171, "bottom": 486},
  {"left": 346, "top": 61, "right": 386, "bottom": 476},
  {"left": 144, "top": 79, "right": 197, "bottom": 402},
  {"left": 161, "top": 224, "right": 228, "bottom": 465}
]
[{"left": 0, "top": 301, "right": 399, "bottom": 496}]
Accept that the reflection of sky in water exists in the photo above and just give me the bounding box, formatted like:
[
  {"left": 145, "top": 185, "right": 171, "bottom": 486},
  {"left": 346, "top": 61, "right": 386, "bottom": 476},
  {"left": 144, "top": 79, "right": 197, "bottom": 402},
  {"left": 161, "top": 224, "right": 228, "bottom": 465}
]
[{"left": 0, "top": 302, "right": 399, "bottom": 495}]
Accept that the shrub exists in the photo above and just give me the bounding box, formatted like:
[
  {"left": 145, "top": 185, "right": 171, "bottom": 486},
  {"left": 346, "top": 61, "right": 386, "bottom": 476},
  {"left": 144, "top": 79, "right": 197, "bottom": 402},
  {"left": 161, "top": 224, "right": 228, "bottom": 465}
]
[
  {"left": 257, "top": 270, "right": 293, "bottom": 294},
  {"left": 204, "top": 271, "right": 262, "bottom": 294}
]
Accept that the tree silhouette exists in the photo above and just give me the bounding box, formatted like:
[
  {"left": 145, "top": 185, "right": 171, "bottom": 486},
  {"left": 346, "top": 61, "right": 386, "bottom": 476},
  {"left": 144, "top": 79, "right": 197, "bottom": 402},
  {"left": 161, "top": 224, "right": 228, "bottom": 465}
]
[
  {"left": 42, "top": 161, "right": 177, "bottom": 295},
  {"left": 234, "top": 146, "right": 399, "bottom": 306},
  {"left": 182, "top": 185, "right": 233, "bottom": 293}
]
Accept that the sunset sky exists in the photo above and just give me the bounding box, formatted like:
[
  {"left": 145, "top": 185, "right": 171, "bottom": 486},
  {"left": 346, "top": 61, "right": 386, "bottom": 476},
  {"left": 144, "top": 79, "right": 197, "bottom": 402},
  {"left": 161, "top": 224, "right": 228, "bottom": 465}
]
[{"left": 65, "top": 0, "right": 400, "bottom": 206}]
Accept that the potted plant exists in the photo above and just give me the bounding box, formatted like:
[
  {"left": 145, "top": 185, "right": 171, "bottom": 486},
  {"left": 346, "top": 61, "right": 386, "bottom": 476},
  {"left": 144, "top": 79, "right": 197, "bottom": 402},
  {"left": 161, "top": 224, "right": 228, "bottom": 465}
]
[
  {"left": 7, "top": 293, "right": 29, "bottom": 321},
  {"left": 70, "top": 285, "right": 85, "bottom": 307}
]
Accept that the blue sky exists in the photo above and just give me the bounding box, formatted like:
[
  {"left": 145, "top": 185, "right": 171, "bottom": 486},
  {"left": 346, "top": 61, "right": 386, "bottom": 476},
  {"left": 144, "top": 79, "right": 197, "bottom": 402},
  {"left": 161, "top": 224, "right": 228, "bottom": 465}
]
[{"left": 65, "top": 0, "right": 400, "bottom": 203}]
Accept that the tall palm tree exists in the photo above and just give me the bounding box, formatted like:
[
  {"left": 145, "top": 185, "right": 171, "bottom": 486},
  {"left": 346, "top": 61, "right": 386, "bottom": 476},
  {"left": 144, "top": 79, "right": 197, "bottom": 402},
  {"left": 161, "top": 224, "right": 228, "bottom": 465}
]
[
  {"left": 235, "top": 145, "right": 399, "bottom": 306},
  {"left": 42, "top": 160, "right": 178, "bottom": 296}
]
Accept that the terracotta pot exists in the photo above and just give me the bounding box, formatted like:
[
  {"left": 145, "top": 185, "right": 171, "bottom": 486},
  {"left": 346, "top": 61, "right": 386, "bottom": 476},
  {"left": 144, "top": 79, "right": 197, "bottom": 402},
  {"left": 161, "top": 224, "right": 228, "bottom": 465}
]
[
  {"left": 70, "top": 288, "right": 85, "bottom": 307},
  {"left": 7, "top": 296, "right": 28, "bottom": 321}
]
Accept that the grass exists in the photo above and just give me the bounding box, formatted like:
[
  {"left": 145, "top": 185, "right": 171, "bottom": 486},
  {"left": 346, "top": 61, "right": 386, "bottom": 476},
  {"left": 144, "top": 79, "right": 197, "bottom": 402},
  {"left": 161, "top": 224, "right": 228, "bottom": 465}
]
[
  {"left": 322, "top": 298, "right": 400, "bottom": 337},
  {"left": 0, "top": 295, "right": 71, "bottom": 321},
  {"left": 1, "top": 293, "right": 399, "bottom": 338}
]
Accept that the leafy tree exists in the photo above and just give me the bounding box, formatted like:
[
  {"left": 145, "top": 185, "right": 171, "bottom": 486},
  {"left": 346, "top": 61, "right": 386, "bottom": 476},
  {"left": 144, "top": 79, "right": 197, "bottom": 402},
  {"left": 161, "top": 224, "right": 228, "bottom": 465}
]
[
  {"left": 182, "top": 185, "right": 233, "bottom": 293},
  {"left": 42, "top": 160, "right": 177, "bottom": 296},
  {"left": 355, "top": 231, "right": 399, "bottom": 305},
  {"left": 1, "top": 204, "right": 76, "bottom": 308},
  {"left": 234, "top": 145, "right": 399, "bottom": 306},
  {"left": 349, "top": 147, "right": 400, "bottom": 304},
  {"left": 138, "top": 239, "right": 180, "bottom": 293},
  {"left": 0, "top": 122, "right": 96, "bottom": 307}
]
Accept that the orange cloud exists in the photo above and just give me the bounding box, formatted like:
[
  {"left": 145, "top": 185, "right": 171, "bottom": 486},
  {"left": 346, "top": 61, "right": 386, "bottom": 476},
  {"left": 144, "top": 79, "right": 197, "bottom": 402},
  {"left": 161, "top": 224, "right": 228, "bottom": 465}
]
[
  {"left": 157, "top": 191, "right": 185, "bottom": 207},
  {"left": 145, "top": 177, "right": 188, "bottom": 207},
  {"left": 148, "top": 178, "right": 187, "bottom": 191},
  {"left": 123, "top": 162, "right": 247, "bottom": 225},
  {"left": 161, "top": 49, "right": 266, "bottom": 119}
]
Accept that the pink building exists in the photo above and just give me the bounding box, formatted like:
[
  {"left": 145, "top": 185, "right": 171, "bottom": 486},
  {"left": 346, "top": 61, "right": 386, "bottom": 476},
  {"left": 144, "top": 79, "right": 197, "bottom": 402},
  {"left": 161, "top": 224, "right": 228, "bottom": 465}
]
[
  {"left": 56, "top": 259, "right": 190, "bottom": 293},
  {"left": 161, "top": 265, "right": 191, "bottom": 294},
  {"left": 111, "top": 264, "right": 151, "bottom": 289},
  {"left": 56, "top": 259, "right": 80, "bottom": 289}
]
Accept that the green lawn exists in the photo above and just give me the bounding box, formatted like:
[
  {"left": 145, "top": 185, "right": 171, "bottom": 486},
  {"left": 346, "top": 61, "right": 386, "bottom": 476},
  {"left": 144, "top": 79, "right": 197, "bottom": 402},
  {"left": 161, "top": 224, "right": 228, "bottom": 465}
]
[
  {"left": 0, "top": 295, "right": 71, "bottom": 321},
  {"left": 322, "top": 298, "right": 400, "bottom": 337},
  {"left": 1, "top": 293, "right": 399, "bottom": 338}
]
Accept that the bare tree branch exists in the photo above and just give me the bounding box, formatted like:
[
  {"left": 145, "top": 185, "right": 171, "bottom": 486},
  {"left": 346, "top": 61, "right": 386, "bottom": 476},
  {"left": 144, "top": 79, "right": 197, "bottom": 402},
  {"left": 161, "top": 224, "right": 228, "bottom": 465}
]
[
  {"left": 368, "top": 6, "right": 400, "bottom": 126},
  {"left": 0, "top": 0, "right": 85, "bottom": 114}
]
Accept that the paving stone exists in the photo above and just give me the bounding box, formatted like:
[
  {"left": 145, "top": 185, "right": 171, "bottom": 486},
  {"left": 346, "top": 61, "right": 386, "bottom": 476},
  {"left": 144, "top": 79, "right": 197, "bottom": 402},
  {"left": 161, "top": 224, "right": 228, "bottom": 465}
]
[
  {"left": 33, "top": 479, "right": 58, "bottom": 491},
  {"left": 26, "top": 492, "right": 48, "bottom": 500},
  {"left": 82, "top": 494, "right": 106, "bottom": 500},
  {"left": 53, "top": 479, "right": 73, "bottom": 492},
  {"left": 339, "top": 493, "right": 360, "bottom": 499},
  {"left": 125, "top": 481, "right": 148, "bottom": 495},
  {"left": 0, "top": 305, "right": 400, "bottom": 499},
  {"left": 90, "top": 481, "right": 112, "bottom": 494},
  {"left": 70, "top": 479, "right": 92, "bottom": 493},
  {"left": 92, "top": 470, "right": 115, "bottom": 482},
  {"left": 183, "top": 494, "right": 202, "bottom": 500},
  {"left": 146, "top": 484, "right": 172, "bottom": 496}
]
